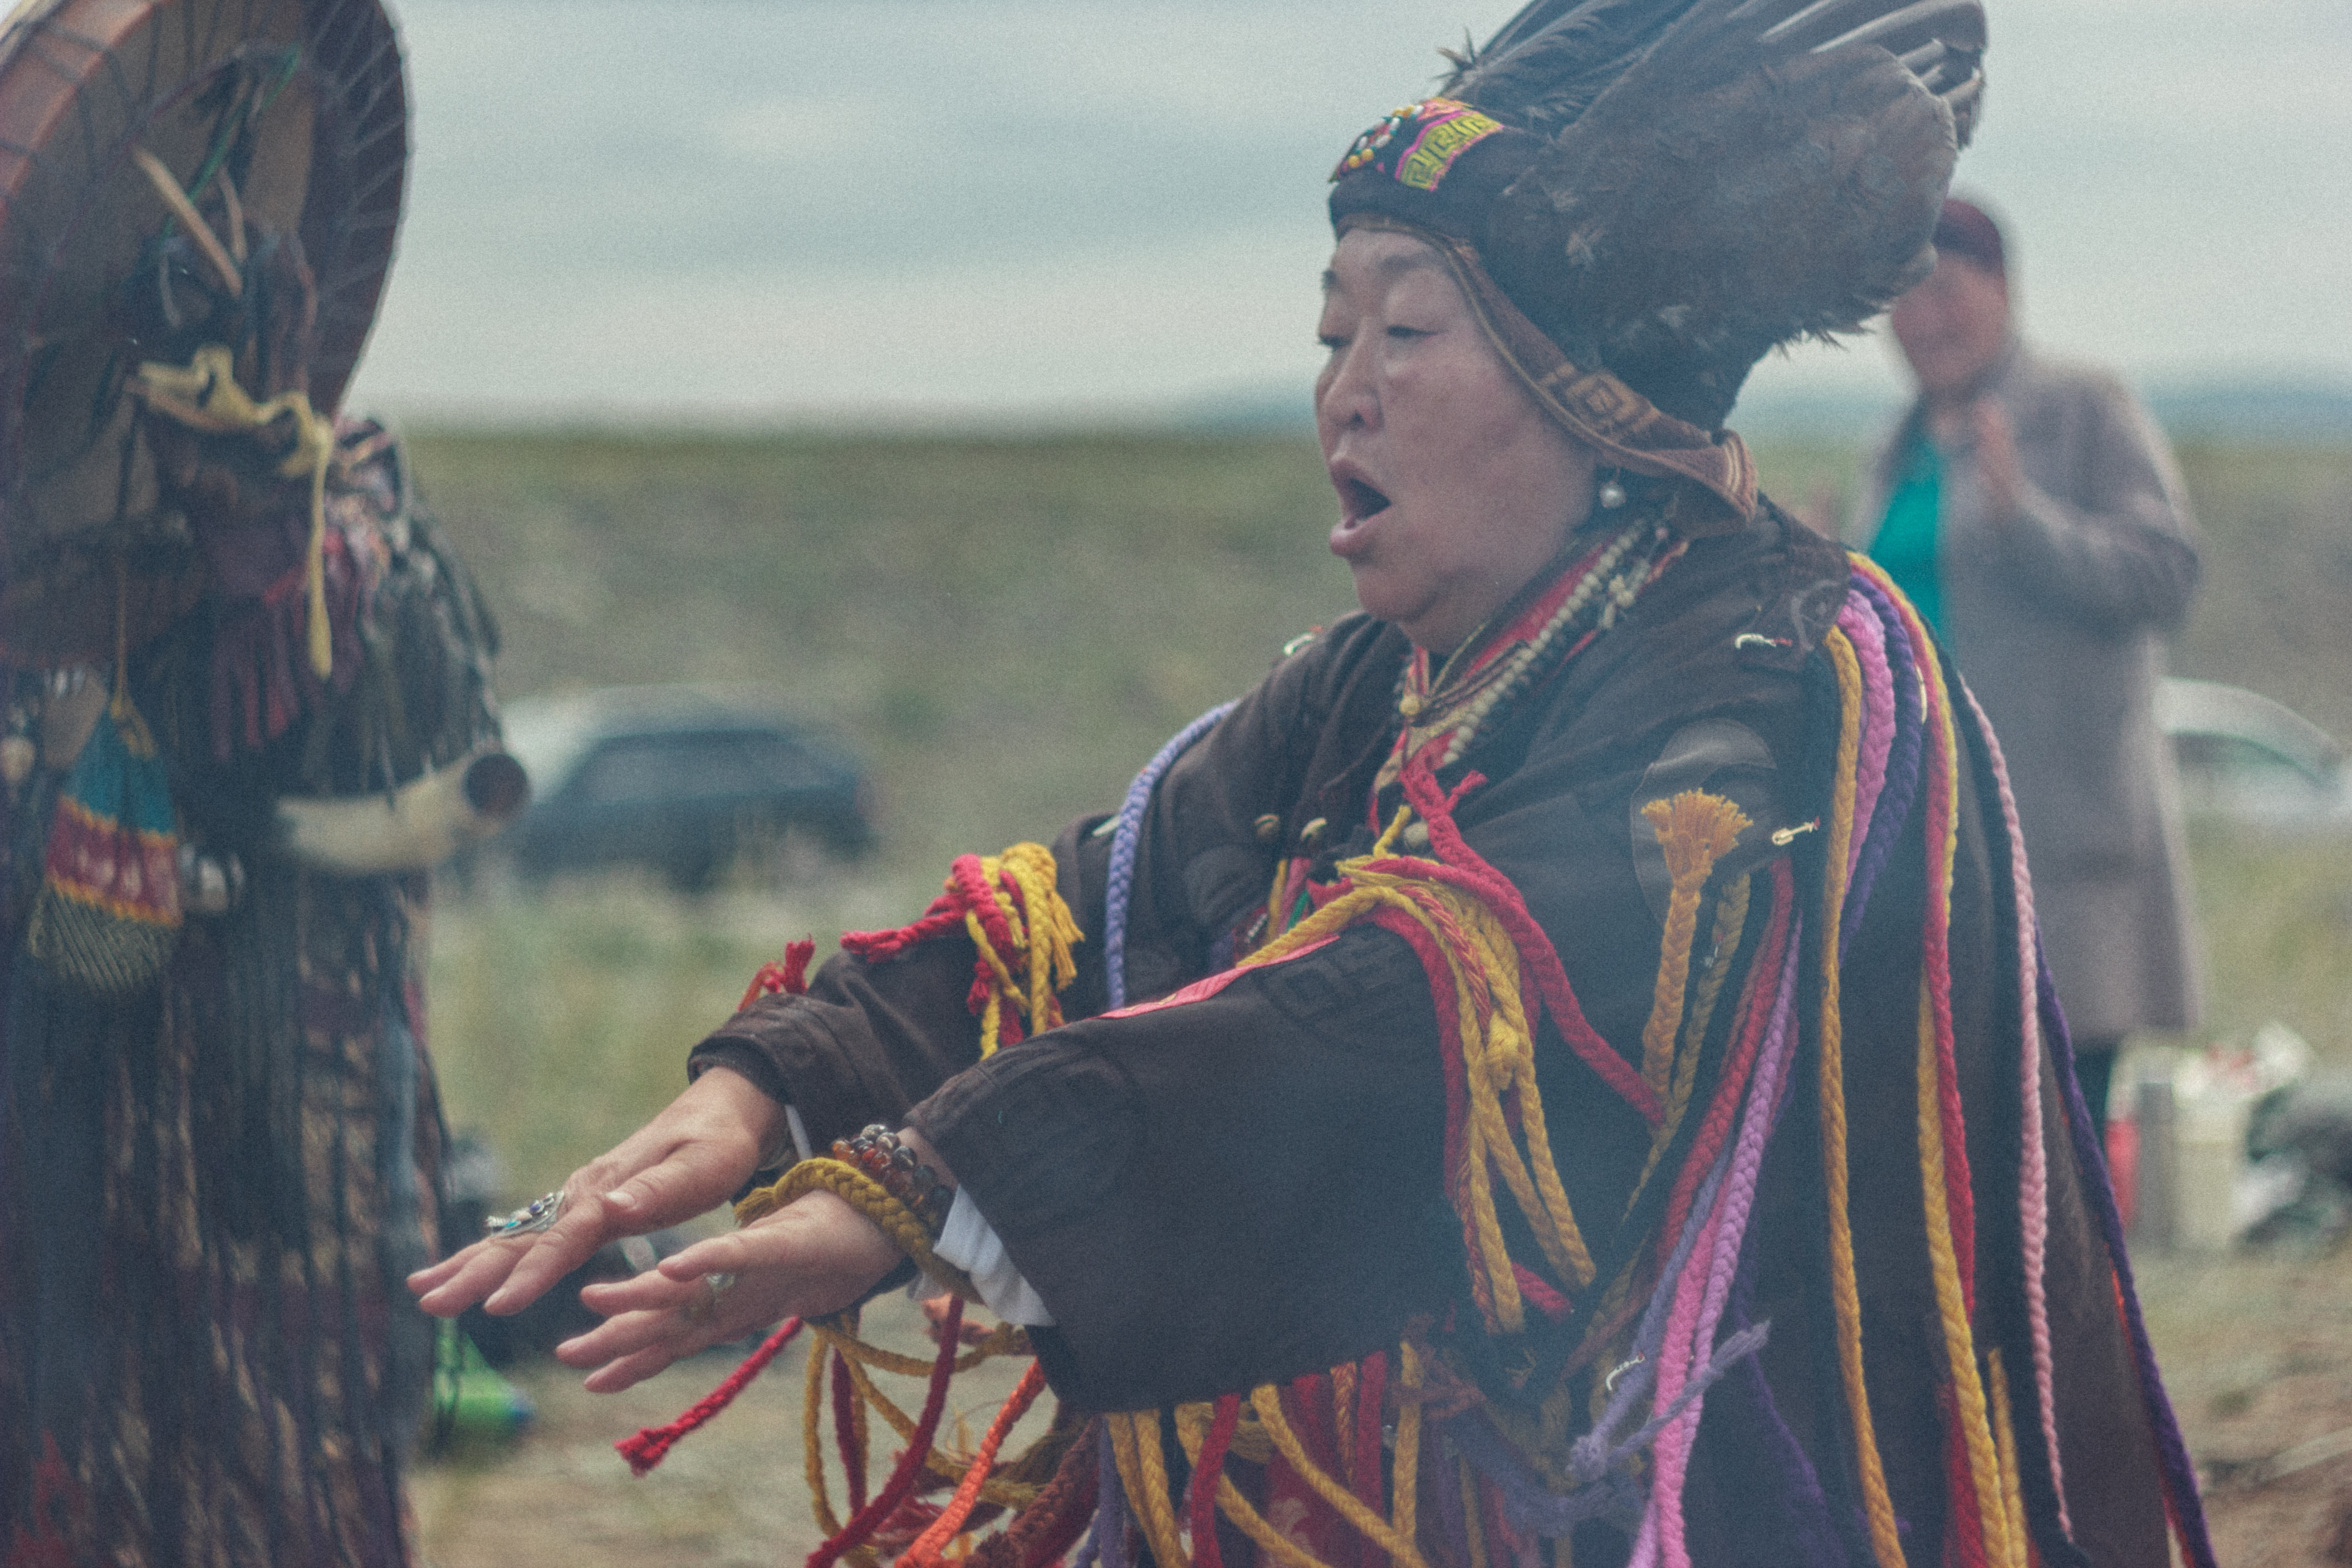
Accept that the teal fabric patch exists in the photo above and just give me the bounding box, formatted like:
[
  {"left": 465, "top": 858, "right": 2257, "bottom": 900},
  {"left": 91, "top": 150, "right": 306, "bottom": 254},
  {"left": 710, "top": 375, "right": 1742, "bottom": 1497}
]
[{"left": 1870, "top": 438, "right": 1943, "bottom": 636}]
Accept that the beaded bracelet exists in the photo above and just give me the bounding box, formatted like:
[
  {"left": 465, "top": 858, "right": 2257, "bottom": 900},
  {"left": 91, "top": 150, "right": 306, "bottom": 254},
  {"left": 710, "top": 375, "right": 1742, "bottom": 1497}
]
[{"left": 833, "top": 1124, "right": 953, "bottom": 1236}]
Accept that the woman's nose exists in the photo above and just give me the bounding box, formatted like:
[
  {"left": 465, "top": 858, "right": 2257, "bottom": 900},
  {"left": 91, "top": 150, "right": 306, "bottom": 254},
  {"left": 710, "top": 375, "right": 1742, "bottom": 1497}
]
[{"left": 1317, "top": 342, "right": 1379, "bottom": 431}]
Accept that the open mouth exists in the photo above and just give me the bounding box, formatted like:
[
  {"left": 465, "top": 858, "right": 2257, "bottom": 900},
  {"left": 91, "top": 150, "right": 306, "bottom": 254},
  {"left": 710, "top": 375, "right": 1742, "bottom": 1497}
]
[{"left": 1337, "top": 476, "right": 1392, "bottom": 522}]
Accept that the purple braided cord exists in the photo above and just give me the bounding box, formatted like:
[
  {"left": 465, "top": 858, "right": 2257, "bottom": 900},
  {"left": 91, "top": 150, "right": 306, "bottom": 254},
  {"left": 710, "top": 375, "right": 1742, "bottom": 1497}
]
[
  {"left": 1577, "top": 1117, "right": 1738, "bottom": 1458},
  {"left": 2036, "top": 946, "right": 2218, "bottom": 1568},
  {"left": 1725, "top": 1235, "right": 1850, "bottom": 1568},
  {"left": 1434, "top": 1426, "right": 1472, "bottom": 1564},
  {"left": 1104, "top": 701, "right": 1238, "bottom": 1009},
  {"left": 1842, "top": 575, "right": 1923, "bottom": 958},
  {"left": 1083, "top": 1419, "right": 1130, "bottom": 1568}
]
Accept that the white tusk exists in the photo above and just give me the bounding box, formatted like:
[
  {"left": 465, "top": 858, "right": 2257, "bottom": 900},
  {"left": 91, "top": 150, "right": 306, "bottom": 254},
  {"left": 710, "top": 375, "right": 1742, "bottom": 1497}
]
[{"left": 272, "top": 747, "right": 531, "bottom": 874}]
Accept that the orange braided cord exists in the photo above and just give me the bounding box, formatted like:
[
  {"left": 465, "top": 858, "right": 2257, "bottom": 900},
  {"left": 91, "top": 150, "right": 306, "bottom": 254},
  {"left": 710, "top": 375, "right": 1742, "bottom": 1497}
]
[{"left": 899, "top": 1360, "right": 1050, "bottom": 1568}]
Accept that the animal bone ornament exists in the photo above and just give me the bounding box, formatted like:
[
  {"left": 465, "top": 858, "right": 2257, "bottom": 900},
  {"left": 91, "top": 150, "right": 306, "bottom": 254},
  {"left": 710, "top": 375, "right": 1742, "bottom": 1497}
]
[{"left": 0, "top": 2, "right": 521, "bottom": 1563}]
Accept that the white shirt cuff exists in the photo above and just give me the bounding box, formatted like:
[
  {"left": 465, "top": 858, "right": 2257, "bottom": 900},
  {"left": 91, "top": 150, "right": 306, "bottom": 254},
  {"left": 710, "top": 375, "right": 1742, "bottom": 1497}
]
[{"left": 932, "top": 1186, "right": 1056, "bottom": 1325}]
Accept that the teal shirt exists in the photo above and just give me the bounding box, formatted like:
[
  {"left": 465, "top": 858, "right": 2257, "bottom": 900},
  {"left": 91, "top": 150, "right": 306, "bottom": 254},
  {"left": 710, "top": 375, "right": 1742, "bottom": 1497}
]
[{"left": 1869, "top": 437, "right": 1943, "bottom": 636}]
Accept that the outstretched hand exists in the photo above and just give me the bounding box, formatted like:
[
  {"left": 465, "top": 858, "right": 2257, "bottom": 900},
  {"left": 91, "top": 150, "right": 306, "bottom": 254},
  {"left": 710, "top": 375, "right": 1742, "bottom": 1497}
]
[
  {"left": 558, "top": 1187, "right": 904, "bottom": 1392},
  {"left": 406, "top": 1065, "right": 787, "bottom": 1320}
]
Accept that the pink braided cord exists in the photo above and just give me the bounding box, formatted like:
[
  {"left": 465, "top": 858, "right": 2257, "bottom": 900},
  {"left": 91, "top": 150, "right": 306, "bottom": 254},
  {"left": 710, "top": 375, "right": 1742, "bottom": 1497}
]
[
  {"left": 1836, "top": 595, "right": 1898, "bottom": 886},
  {"left": 1959, "top": 677, "right": 2068, "bottom": 1535},
  {"left": 1634, "top": 930, "right": 1803, "bottom": 1568}
]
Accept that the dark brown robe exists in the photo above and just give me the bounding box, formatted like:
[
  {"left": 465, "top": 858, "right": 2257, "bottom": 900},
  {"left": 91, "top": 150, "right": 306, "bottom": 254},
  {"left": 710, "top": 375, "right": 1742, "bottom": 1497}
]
[{"left": 693, "top": 500, "right": 2172, "bottom": 1567}]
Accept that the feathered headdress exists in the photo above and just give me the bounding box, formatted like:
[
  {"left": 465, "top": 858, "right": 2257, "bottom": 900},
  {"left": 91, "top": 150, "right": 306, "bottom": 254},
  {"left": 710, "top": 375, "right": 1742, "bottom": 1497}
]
[{"left": 1330, "top": 0, "right": 1986, "bottom": 438}]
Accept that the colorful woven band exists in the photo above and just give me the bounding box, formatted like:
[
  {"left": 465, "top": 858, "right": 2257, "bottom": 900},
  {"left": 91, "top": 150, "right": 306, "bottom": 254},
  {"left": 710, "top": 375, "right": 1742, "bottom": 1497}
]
[{"left": 1332, "top": 98, "right": 1505, "bottom": 191}]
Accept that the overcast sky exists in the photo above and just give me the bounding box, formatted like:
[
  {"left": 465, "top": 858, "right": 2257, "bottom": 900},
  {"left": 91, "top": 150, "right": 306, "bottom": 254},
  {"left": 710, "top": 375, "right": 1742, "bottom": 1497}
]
[{"left": 343, "top": 0, "right": 2352, "bottom": 428}]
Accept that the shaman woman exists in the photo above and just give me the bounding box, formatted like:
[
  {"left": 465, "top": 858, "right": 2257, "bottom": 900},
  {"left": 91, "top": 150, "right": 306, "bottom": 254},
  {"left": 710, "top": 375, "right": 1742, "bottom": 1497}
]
[{"left": 417, "top": 1, "right": 2209, "bottom": 1563}]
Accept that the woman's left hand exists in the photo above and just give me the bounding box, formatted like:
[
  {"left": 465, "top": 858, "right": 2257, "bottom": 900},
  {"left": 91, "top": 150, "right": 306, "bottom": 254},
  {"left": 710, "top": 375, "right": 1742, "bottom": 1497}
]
[{"left": 557, "top": 1189, "right": 904, "bottom": 1392}]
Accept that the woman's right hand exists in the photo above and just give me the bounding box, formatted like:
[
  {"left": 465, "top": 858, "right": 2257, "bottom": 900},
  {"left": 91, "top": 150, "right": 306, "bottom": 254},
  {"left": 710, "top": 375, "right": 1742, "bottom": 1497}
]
[{"left": 406, "top": 1065, "right": 789, "bottom": 1319}]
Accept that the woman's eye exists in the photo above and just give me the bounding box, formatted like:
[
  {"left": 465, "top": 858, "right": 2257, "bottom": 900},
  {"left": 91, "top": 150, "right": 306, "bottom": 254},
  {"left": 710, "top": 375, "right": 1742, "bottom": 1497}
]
[
  {"left": 1318, "top": 334, "right": 1348, "bottom": 353},
  {"left": 1387, "top": 324, "right": 1430, "bottom": 341}
]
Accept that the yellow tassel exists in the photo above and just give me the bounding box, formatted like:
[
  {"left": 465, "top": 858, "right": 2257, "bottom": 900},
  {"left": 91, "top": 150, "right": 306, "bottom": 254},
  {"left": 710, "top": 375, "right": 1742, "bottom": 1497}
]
[{"left": 1635, "top": 790, "right": 1752, "bottom": 1101}]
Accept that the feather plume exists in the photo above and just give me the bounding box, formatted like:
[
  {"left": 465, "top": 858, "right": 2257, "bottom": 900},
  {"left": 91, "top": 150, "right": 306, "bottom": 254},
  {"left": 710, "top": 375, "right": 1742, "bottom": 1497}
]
[{"left": 1434, "top": 0, "right": 1985, "bottom": 423}]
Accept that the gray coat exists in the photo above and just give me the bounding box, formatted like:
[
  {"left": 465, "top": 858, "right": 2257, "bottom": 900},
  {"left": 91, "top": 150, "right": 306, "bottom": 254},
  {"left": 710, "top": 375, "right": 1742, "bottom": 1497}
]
[{"left": 1848, "top": 342, "right": 2203, "bottom": 1038}]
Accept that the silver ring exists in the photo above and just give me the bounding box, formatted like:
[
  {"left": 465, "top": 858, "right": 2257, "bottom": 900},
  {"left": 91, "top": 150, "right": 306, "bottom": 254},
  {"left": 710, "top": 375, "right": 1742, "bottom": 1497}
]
[
  {"left": 683, "top": 1272, "right": 736, "bottom": 1323},
  {"left": 485, "top": 1189, "right": 566, "bottom": 1238}
]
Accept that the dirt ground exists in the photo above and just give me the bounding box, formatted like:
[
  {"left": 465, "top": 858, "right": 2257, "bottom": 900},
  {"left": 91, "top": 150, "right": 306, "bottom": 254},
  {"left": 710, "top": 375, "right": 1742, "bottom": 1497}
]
[{"left": 411, "top": 1243, "right": 2352, "bottom": 1568}]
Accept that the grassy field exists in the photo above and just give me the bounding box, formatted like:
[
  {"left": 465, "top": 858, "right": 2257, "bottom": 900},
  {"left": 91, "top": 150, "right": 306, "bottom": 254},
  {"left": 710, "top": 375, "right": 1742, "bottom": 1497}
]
[{"left": 404, "top": 427, "right": 2352, "bottom": 1564}]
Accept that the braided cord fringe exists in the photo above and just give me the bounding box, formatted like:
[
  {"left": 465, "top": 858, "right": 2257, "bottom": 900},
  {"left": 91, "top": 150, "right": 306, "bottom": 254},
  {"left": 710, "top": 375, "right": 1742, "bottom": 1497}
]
[
  {"left": 739, "top": 1159, "right": 980, "bottom": 1302},
  {"left": 1884, "top": 594, "right": 2019, "bottom": 1568},
  {"left": 1813, "top": 627, "right": 1909, "bottom": 1568},
  {"left": 1946, "top": 667, "right": 2069, "bottom": 1537},
  {"left": 901, "top": 1361, "right": 1052, "bottom": 1568},
  {"left": 1105, "top": 701, "right": 1236, "bottom": 1009},
  {"left": 821, "top": 1328, "right": 1045, "bottom": 1506},
  {"left": 1109, "top": 1412, "right": 1192, "bottom": 1568}
]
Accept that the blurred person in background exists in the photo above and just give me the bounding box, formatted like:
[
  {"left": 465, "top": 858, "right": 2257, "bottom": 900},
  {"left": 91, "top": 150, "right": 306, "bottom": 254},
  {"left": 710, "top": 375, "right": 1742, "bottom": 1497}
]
[{"left": 1849, "top": 197, "right": 2203, "bottom": 1128}]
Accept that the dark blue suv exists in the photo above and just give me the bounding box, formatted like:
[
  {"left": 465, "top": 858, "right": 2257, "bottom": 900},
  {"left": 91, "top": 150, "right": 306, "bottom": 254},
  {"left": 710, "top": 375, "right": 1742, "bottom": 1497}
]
[{"left": 493, "top": 687, "right": 875, "bottom": 892}]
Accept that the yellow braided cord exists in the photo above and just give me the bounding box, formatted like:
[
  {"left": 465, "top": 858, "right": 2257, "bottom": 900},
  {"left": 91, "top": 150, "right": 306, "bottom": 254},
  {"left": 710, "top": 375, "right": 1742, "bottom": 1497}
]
[
  {"left": 1395, "top": 1343, "right": 1425, "bottom": 1548},
  {"left": 1458, "top": 1451, "right": 1489, "bottom": 1568},
  {"left": 805, "top": 1342, "right": 850, "bottom": 1551},
  {"left": 1630, "top": 873, "right": 1754, "bottom": 1207},
  {"left": 962, "top": 842, "right": 1082, "bottom": 1057},
  {"left": 1173, "top": 1404, "right": 1348, "bottom": 1568},
  {"left": 1815, "top": 628, "right": 1910, "bottom": 1568},
  {"left": 736, "top": 1159, "right": 979, "bottom": 1301},
  {"left": 1989, "top": 1350, "right": 2029, "bottom": 1564},
  {"left": 1250, "top": 1385, "right": 1433, "bottom": 1568},
  {"left": 1109, "top": 1411, "right": 1193, "bottom": 1568},
  {"left": 824, "top": 1318, "right": 1030, "bottom": 1378},
  {"left": 1372, "top": 803, "right": 1414, "bottom": 857},
  {"left": 1635, "top": 792, "right": 1754, "bottom": 1099},
  {"left": 1903, "top": 633, "right": 2018, "bottom": 1568},
  {"left": 1250, "top": 862, "right": 1593, "bottom": 1326}
]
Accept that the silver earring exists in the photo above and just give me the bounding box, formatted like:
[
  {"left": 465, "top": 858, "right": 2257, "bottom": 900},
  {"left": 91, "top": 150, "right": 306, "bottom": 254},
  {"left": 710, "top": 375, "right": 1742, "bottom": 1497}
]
[{"left": 1597, "top": 474, "right": 1628, "bottom": 510}]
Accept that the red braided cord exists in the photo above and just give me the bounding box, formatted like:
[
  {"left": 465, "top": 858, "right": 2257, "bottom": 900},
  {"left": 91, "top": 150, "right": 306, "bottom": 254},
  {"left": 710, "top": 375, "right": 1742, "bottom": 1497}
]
[
  {"left": 1388, "top": 757, "right": 1663, "bottom": 1122},
  {"left": 842, "top": 897, "right": 967, "bottom": 962},
  {"left": 615, "top": 1316, "right": 806, "bottom": 1476},
  {"left": 740, "top": 937, "right": 819, "bottom": 1010},
  {"left": 1939, "top": 1382, "right": 1992, "bottom": 1568},
  {"left": 809, "top": 1296, "right": 967, "bottom": 1568},
  {"left": 1012, "top": 1428, "right": 1103, "bottom": 1568},
  {"left": 1191, "top": 1395, "right": 1243, "bottom": 1568},
  {"left": 833, "top": 1346, "right": 869, "bottom": 1514},
  {"left": 898, "top": 1360, "right": 1050, "bottom": 1568},
  {"left": 1366, "top": 904, "right": 1487, "bottom": 1323}
]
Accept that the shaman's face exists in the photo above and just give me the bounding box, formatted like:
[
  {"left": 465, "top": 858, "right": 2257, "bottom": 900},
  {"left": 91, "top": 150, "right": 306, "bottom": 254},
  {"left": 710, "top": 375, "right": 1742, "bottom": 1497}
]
[{"left": 1315, "top": 227, "right": 1596, "bottom": 655}]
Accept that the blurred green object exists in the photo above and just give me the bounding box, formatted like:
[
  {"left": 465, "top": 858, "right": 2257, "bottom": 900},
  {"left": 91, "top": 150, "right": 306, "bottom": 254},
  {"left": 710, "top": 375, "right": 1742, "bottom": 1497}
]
[{"left": 429, "top": 1321, "right": 535, "bottom": 1452}]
